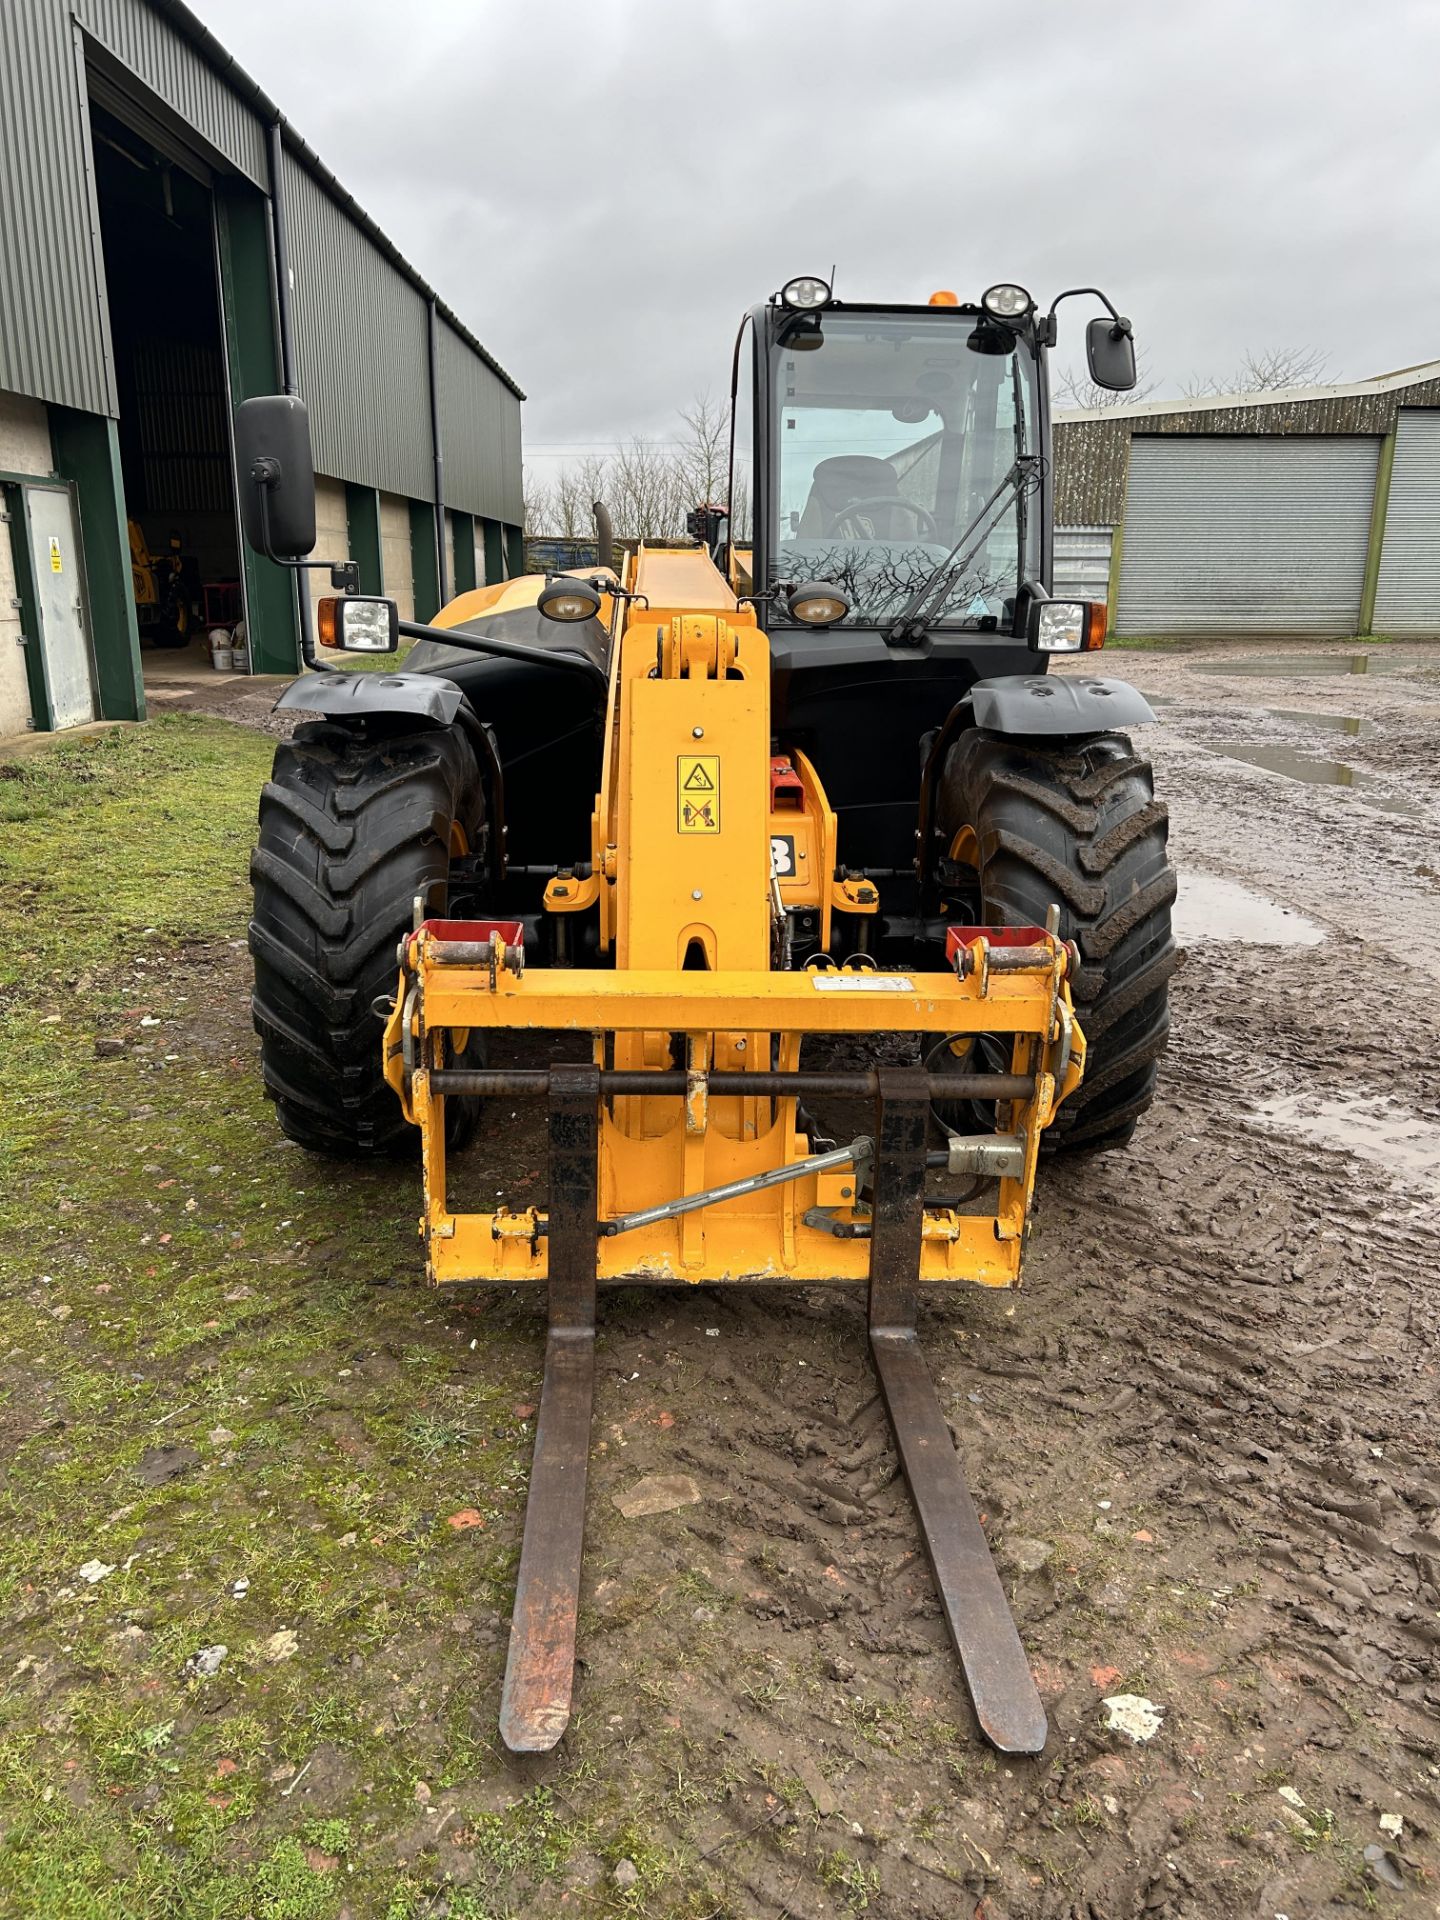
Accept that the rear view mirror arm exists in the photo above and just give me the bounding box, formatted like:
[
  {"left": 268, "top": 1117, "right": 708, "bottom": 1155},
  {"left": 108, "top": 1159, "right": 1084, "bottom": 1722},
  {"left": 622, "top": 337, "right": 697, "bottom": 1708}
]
[
  {"left": 251, "top": 481, "right": 359, "bottom": 668},
  {"left": 1037, "top": 287, "right": 1131, "bottom": 350},
  {"left": 396, "top": 619, "right": 608, "bottom": 691}
]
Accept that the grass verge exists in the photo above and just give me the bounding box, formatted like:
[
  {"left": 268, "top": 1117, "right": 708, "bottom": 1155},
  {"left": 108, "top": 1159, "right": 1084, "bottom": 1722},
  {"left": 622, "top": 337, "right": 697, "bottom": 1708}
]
[{"left": 0, "top": 716, "right": 622, "bottom": 1917}]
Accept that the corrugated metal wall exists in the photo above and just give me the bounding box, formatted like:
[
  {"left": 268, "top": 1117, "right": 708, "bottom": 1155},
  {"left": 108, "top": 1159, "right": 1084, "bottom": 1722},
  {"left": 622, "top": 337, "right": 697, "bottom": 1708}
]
[
  {"left": 436, "top": 319, "right": 524, "bottom": 524},
  {"left": 281, "top": 153, "right": 434, "bottom": 501},
  {"left": 1116, "top": 437, "right": 1379, "bottom": 637},
  {"left": 0, "top": 0, "right": 114, "bottom": 415},
  {"left": 1373, "top": 410, "right": 1440, "bottom": 635},
  {"left": 75, "top": 0, "right": 266, "bottom": 183}
]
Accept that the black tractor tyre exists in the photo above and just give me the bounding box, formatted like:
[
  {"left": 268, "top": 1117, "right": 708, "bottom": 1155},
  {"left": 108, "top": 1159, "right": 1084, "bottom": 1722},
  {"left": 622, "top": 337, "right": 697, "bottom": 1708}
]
[
  {"left": 248, "top": 720, "right": 487, "bottom": 1156},
  {"left": 934, "top": 727, "right": 1177, "bottom": 1152}
]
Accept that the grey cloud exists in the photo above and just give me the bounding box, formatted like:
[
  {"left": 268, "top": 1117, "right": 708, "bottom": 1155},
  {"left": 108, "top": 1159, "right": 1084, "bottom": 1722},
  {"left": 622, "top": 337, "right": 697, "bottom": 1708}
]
[{"left": 200, "top": 0, "right": 1440, "bottom": 458}]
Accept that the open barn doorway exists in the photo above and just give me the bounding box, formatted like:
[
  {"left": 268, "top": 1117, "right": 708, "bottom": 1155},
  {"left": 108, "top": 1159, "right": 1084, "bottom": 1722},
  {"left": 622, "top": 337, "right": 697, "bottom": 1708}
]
[{"left": 88, "top": 99, "right": 247, "bottom": 691}]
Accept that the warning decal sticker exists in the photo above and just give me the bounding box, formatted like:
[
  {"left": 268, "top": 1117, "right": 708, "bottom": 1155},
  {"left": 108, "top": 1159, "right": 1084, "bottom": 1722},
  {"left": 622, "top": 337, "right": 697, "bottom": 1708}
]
[
  {"left": 48, "top": 537, "right": 63, "bottom": 574},
  {"left": 677, "top": 754, "right": 720, "bottom": 833}
]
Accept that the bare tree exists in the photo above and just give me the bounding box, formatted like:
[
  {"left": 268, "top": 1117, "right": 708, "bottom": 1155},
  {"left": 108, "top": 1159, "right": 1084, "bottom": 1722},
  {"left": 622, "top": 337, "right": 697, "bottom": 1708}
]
[
  {"left": 1182, "top": 346, "right": 1329, "bottom": 398},
  {"left": 523, "top": 470, "right": 556, "bottom": 537},
  {"left": 1053, "top": 356, "right": 1160, "bottom": 411},
  {"left": 553, "top": 455, "right": 611, "bottom": 542},
  {"left": 729, "top": 467, "right": 752, "bottom": 542},
  {"left": 608, "top": 436, "right": 687, "bottom": 540},
  {"left": 675, "top": 390, "right": 729, "bottom": 508}
]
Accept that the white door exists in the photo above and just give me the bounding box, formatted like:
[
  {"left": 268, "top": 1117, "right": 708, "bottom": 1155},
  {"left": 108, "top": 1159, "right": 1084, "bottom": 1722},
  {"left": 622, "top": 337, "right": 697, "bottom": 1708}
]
[{"left": 26, "top": 487, "right": 96, "bottom": 730}]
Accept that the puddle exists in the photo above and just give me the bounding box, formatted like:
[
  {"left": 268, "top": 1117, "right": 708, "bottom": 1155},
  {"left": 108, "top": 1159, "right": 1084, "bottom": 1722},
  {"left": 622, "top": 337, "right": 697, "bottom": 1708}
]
[
  {"left": 1256, "top": 1092, "right": 1440, "bottom": 1191},
  {"left": 1172, "top": 871, "right": 1326, "bottom": 947},
  {"left": 1193, "top": 652, "right": 1417, "bottom": 678},
  {"left": 1209, "top": 743, "right": 1417, "bottom": 814},
  {"left": 1263, "top": 708, "right": 1371, "bottom": 737},
  {"left": 1143, "top": 697, "right": 1370, "bottom": 736}
]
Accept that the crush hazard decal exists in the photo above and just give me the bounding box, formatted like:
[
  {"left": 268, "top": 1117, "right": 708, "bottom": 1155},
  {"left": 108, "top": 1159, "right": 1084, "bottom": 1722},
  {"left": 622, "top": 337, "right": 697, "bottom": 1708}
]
[{"left": 677, "top": 754, "right": 720, "bottom": 833}]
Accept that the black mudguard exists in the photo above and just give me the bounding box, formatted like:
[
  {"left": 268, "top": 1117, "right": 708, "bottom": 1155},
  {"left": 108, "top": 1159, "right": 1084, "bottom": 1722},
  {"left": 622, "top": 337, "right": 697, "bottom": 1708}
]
[
  {"left": 967, "top": 673, "right": 1156, "bottom": 735},
  {"left": 274, "top": 670, "right": 469, "bottom": 729}
]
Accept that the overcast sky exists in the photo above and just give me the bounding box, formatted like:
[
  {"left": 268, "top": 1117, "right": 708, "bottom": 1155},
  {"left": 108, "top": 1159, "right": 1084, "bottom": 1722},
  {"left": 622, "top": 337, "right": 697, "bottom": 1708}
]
[{"left": 201, "top": 0, "right": 1440, "bottom": 477}]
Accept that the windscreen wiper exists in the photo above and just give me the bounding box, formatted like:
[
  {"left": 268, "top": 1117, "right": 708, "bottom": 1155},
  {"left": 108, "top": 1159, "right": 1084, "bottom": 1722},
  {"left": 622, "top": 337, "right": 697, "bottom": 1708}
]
[{"left": 886, "top": 455, "right": 1041, "bottom": 644}]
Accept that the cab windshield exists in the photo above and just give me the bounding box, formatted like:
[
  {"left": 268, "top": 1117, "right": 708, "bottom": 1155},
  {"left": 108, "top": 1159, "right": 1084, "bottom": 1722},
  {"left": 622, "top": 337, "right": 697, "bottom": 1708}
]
[{"left": 768, "top": 309, "right": 1038, "bottom": 630}]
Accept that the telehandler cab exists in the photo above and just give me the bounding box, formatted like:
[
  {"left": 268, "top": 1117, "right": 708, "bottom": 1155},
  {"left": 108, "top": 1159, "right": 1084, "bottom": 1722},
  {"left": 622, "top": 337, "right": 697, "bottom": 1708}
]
[{"left": 235, "top": 276, "right": 1174, "bottom": 1758}]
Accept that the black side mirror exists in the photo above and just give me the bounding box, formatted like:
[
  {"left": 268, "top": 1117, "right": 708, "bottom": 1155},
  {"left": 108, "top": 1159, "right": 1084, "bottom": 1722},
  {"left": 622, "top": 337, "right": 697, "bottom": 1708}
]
[
  {"left": 234, "top": 395, "right": 317, "bottom": 558},
  {"left": 778, "top": 310, "right": 824, "bottom": 353},
  {"left": 1085, "top": 317, "right": 1137, "bottom": 393}
]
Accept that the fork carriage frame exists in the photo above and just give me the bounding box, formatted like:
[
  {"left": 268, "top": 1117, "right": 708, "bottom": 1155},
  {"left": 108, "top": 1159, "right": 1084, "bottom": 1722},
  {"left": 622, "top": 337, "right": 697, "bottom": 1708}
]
[{"left": 386, "top": 935, "right": 1078, "bottom": 1291}]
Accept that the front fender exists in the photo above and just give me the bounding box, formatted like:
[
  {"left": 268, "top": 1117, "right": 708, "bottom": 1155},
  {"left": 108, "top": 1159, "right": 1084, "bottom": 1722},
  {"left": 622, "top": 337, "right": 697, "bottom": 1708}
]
[
  {"left": 967, "top": 674, "right": 1156, "bottom": 736},
  {"left": 274, "top": 670, "right": 468, "bottom": 729}
]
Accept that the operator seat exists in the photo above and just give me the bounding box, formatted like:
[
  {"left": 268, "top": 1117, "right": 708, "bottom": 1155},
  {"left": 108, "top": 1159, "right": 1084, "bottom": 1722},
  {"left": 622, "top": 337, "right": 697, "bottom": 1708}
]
[{"left": 798, "top": 454, "right": 907, "bottom": 537}]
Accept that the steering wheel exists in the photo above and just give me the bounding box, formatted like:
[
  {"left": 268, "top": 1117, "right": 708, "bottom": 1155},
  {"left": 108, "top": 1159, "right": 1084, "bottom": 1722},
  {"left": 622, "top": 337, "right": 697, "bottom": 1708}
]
[{"left": 825, "top": 496, "right": 939, "bottom": 538}]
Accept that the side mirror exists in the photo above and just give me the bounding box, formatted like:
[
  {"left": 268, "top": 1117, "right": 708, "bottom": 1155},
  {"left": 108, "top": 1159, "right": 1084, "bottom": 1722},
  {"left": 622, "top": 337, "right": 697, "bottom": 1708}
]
[
  {"left": 1085, "top": 317, "right": 1137, "bottom": 393},
  {"left": 234, "top": 395, "right": 317, "bottom": 558}
]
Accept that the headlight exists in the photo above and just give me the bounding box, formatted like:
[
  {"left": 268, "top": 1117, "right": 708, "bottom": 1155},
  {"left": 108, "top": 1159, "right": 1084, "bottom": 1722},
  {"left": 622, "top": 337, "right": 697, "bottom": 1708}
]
[
  {"left": 982, "top": 283, "right": 1033, "bottom": 320},
  {"left": 538, "top": 576, "right": 602, "bottom": 623},
  {"left": 787, "top": 581, "right": 850, "bottom": 626},
  {"left": 780, "top": 275, "right": 832, "bottom": 310},
  {"left": 1033, "top": 602, "right": 1085, "bottom": 652},
  {"left": 318, "top": 594, "right": 399, "bottom": 653}
]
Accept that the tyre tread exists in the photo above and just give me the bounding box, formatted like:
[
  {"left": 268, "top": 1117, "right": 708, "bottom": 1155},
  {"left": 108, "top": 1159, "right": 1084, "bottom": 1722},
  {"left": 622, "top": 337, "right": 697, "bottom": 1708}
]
[
  {"left": 249, "top": 724, "right": 483, "bottom": 1157},
  {"left": 939, "top": 726, "right": 1175, "bottom": 1152}
]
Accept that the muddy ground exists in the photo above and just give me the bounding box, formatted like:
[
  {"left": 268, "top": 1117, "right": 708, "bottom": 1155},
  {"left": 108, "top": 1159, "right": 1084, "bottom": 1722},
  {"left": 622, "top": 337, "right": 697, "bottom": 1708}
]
[{"left": 4, "top": 638, "right": 1438, "bottom": 1918}]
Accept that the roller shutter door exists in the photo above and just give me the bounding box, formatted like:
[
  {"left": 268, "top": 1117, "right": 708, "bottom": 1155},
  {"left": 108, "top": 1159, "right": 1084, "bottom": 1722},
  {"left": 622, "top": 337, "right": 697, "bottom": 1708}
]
[
  {"left": 1373, "top": 411, "right": 1440, "bottom": 635},
  {"left": 1116, "top": 437, "right": 1378, "bottom": 636}
]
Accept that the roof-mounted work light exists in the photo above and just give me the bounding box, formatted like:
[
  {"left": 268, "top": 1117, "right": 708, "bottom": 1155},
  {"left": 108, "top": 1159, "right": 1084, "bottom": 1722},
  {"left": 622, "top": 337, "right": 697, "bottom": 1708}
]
[{"left": 779, "top": 275, "right": 832, "bottom": 310}]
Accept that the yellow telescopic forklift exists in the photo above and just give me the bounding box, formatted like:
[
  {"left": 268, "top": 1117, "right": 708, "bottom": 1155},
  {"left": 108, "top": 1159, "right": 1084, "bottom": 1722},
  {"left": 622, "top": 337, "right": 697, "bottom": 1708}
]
[{"left": 233, "top": 277, "right": 1174, "bottom": 1759}]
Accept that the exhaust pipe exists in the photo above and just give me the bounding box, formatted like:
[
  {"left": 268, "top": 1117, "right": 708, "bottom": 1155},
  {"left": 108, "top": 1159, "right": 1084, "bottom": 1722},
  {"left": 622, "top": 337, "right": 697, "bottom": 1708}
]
[{"left": 592, "top": 500, "right": 614, "bottom": 573}]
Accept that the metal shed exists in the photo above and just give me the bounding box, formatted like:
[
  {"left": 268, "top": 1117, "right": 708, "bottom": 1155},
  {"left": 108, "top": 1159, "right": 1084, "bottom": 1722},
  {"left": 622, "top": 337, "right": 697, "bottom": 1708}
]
[
  {"left": 1054, "top": 363, "right": 1440, "bottom": 639},
  {"left": 0, "top": 0, "right": 525, "bottom": 733}
]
